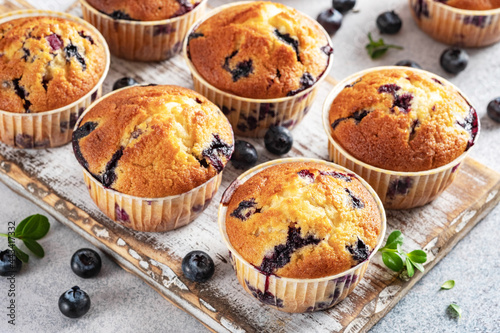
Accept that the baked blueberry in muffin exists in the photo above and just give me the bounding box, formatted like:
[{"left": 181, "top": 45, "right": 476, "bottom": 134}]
[
  {"left": 329, "top": 69, "right": 478, "bottom": 172},
  {"left": 72, "top": 85, "right": 234, "bottom": 198},
  {"left": 225, "top": 162, "right": 382, "bottom": 279},
  {"left": 0, "top": 16, "right": 106, "bottom": 113},
  {"left": 86, "top": 0, "right": 201, "bottom": 21},
  {"left": 187, "top": 1, "right": 333, "bottom": 99}
]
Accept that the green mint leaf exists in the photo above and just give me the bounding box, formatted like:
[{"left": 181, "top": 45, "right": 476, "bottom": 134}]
[
  {"left": 382, "top": 251, "right": 404, "bottom": 272},
  {"left": 396, "top": 243, "right": 403, "bottom": 255},
  {"left": 13, "top": 245, "right": 29, "bottom": 263},
  {"left": 411, "top": 261, "right": 425, "bottom": 273},
  {"left": 365, "top": 33, "right": 403, "bottom": 60},
  {"left": 448, "top": 304, "right": 462, "bottom": 319},
  {"left": 15, "top": 214, "right": 50, "bottom": 240},
  {"left": 441, "top": 280, "right": 455, "bottom": 290},
  {"left": 22, "top": 239, "right": 44, "bottom": 258},
  {"left": 407, "top": 249, "right": 427, "bottom": 263},
  {"left": 385, "top": 230, "right": 404, "bottom": 250},
  {"left": 14, "top": 215, "right": 33, "bottom": 237},
  {"left": 405, "top": 258, "right": 415, "bottom": 277}
]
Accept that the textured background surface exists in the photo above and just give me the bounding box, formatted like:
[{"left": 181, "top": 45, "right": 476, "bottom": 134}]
[{"left": 0, "top": 0, "right": 499, "bottom": 332}]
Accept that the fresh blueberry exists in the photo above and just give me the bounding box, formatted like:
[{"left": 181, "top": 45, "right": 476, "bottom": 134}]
[
  {"left": 440, "top": 48, "right": 468, "bottom": 74},
  {"left": 112, "top": 77, "right": 138, "bottom": 91},
  {"left": 332, "top": 0, "right": 356, "bottom": 13},
  {"left": 0, "top": 250, "right": 22, "bottom": 276},
  {"left": 231, "top": 140, "right": 258, "bottom": 169},
  {"left": 58, "top": 286, "right": 91, "bottom": 318},
  {"left": 395, "top": 60, "right": 422, "bottom": 69},
  {"left": 377, "top": 11, "right": 402, "bottom": 34},
  {"left": 264, "top": 126, "right": 293, "bottom": 155},
  {"left": 317, "top": 9, "right": 343, "bottom": 35},
  {"left": 182, "top": 251, "right": 215, "bottom": 283},
  {"left": 71, "top": 248, "right": 102, "bottom": 278},
  {"left": 487, "top": 97, "right": 500, "bottom": 123}
]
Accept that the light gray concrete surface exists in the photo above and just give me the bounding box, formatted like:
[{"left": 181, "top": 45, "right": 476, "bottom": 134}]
[{"left": 1, "top": 0, "right": 500, "bottom": 332}]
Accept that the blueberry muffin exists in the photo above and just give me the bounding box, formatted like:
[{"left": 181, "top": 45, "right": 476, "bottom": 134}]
[
  {"left": 86, "top": 0, "right": 201, "bottom": 21},
  {"left": 328, "top": 69, "right": 478, "bottom": 172},
  {"left": 72, "top": 85, "right": 234, "bottom": 198},
  {"left": 225, "top": 162, "right": 382, "bottom": 279},
  {"left": 187, "top": 1, "right": 333, "bottom": 99},
  {"left": 439, "top": 0, "right": 500, "bottom": 10},
  {"left": 0, "top": 16, "right": 106, "bottom": 113}
]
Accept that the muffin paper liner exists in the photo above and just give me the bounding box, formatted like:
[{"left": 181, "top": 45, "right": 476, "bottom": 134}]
[
  {"left": 74, "top": 86, "right": 230, "bottom": 232},
  {"left": 409, "top": 0, "right": 500, "bottom": 47},
  {"left": 0, "top": 10, "right": 110, "bottom": 149},
  {"left": 183, "top": 2, "right": 334, "bottom": 138},
  {"left": 322, "top": 66, "right": 480, "bottom": 210},
  {"left": 82, "top": 168, "right": 222, "bottom": 232},
  {"left": 80, "top": 0, "right": 207, "bottom": 61},
  {"left": 218, "top": 158, "right": 387, "bottom": 313}
]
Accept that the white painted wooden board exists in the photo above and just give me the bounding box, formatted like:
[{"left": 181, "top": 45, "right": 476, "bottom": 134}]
[{"left": 1, "top": 1, "right": 500, "bottom": 332}]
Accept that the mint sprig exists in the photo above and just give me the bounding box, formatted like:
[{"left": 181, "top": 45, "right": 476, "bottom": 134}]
[
  {"left": 378, "top": 230, "right": 427, "bottom": 278},
  {"left": 366, "top": 33, "right": 403, "bottom": 59},
  {"left": 0, "top": 214, "right": 50, "bottom": 262}
]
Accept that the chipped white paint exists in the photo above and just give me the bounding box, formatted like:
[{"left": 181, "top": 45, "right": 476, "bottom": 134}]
[
  {"left": 486, "top": 190, "right": 498, "bottom": 203},
  {"left": 94, "top": 227, "right": 110, "bottom": 239},
  {"left": 455, "top": 210, "right": 477, "bottom": 233},
  {"left": 116, "top": 238, "right": 126, "bottom": 246},
  {"left": 358, "top": 299, "right": 377, "bottom": 317},
  {"left": 139, "top": 260, "right": 149, "bottom": 270},
  {"left": 422, "top": 236, "right": 439, "bottom": 263},
  {"left": 220, "top": 317, "right": 245, "bottom": 333},
  {"left": 128, "top": 249, "right": 142, "bottom": 260},
  {"left": 375, "top": 285, "right": 401, "bottom": 314},
  {"left": 450, "top": 210, "right": 467, "bottom": 226},
  {"left": 199, "top": 299, "right": 217, "bottom": 312},
  {"left": 344, "top": 317, "right": 370, "bottom": 333},
  {"left": 150, "top": 259, "right": 189, "bottom": 291}
]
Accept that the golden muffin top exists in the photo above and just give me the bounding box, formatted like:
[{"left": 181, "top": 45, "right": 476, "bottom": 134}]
[
  {"left": 72, "top": 85, "right": 234, "bottom": 198},
  {"left": 442, "top": 0, "right": 500, "bottom": 10},
  {"left": 225, "top": 162, "right": 382, "bottom": 279},
  {"left": 328, "top": 69, "right": 478, "bottom": 172},
  {"left": 188, "top": 1, "right": 333, "bottom": 99},
  {"left": 0, "top": 16, "right": 106, "bottom": 113},
  {"left": 86, "top": 0, "right": 201, "bottom": 21}
]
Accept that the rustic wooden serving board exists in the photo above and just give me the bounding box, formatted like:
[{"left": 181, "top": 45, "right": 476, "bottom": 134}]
[{"left": 1, "top": 1, "right": 500, "bottom": 332}]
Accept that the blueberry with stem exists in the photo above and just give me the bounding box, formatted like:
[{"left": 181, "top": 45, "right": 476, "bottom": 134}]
[
  {"left": 332, "top": 0, "right": 356, "bottom": 14},
  {"left": 440, "top": 47, "right": 468, "bottom": 74},
  {"left": 317, "top": 9, "right": 343, "bottom": 35},
  {"left": 112, "top": 77, "right": 139, "bottom": 91},
  {"left": 71, "top": 248, "right": 102, "bottom": 278},
  {"left": 395, "top": 60, "right": 422, "bottom": 69},
  {"left": 182, "top": 251, "right": 215, "bottom": 283},
  {"left": 487, "top": 97, "right": 500, "bottom": 123},
  {"left": 58, "top": 286, "right": 91, "bottom": 318},
  {"left": 377, "top": 11, "right": 402, "bottom": 34},
  {"left": 0, "top": 250, "right": 22, "bottom": 276},
  {"left": 264, "top": 126, "right": 293, "bottom": 155},
  {"left": 231, "top": 140, "right": 258, "bottom": 169}
]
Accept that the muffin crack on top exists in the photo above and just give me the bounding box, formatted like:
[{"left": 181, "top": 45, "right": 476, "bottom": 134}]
[
  {"left": 226, "top": 162, "right": 382, "bottom": 279},
  {"left": 0, "top": 16, "right": 106, "bottom": 113},
  {"left": 329, "top": 69, "right": 478, "bottom": 172},
  {"left": 72, "top": 85, "right": 234, "bottom": 198},
  {"left": 187, "top": 1, "right": 333, "bottom": 99}
]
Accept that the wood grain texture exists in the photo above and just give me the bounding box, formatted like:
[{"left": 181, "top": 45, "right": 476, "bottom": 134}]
[{"left": 0, "top": 1, "right": 499, "bottom": 332}]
